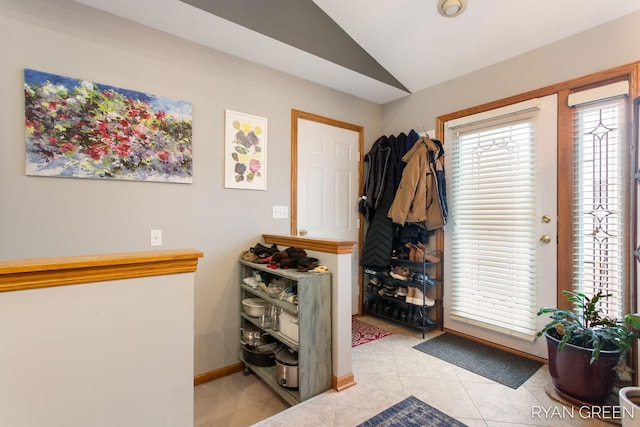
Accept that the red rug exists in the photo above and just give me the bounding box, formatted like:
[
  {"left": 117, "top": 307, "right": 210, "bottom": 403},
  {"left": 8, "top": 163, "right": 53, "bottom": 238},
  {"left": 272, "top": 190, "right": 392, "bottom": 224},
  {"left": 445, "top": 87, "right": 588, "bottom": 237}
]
[{"left": 352, "top": 318, "right": 392, "bottom": 347}]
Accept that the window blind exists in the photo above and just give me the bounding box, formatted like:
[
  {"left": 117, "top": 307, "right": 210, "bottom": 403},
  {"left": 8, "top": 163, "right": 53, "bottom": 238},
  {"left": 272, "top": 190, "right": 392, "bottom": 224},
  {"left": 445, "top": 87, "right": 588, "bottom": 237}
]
[
  {"left": 572, "top": 95, "right": 627, "bottom": 320},
  {"left": 445, "top": 110, "right": 539, "bottom": 340}
]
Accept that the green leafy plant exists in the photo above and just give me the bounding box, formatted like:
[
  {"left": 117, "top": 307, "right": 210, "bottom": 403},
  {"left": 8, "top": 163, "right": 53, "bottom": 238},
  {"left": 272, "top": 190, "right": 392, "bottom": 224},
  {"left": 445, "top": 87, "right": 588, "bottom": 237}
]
[
  {"left": 537, "top": 290, "right": 637, "bottom": 364},
  {"left": 624, "top": 312, "right": 640, "bottom": 332}
]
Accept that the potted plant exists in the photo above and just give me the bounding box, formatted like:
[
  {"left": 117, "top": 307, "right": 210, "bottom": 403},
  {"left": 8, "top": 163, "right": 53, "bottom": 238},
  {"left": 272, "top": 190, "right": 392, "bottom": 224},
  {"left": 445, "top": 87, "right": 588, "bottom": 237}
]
[
  {"left": 619, "top": 313, "right": 640, "bottom": 426},
  {"left": 537, "top": 290, "right": 637, "bottom": 403}
]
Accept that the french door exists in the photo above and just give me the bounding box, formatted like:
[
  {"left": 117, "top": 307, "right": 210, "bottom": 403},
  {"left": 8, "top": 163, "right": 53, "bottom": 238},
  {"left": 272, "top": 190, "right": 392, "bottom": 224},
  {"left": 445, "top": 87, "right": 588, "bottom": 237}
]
[{"left": 443, "top": 94, "right": 558, "bottom": 358}]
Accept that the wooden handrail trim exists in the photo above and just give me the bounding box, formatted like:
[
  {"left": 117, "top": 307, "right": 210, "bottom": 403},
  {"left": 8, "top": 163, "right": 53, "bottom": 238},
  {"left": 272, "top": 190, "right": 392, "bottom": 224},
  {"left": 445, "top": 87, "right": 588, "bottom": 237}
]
[
  {"left": 0, "top": 249, "right": 203, "bottom": 292},
  {"left": 262, "top": 234, "right": 356, "bottom": 254}
]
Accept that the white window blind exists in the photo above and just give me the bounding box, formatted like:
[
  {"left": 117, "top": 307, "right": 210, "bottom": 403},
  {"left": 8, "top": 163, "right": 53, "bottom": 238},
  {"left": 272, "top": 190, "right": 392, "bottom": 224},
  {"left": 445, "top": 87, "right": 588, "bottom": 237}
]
[
  {"left": 571, "top": 94, "right": 627, "bottom": 320},
  {"left": 445, "top": 106, "right": 539, "bottom": 340}
]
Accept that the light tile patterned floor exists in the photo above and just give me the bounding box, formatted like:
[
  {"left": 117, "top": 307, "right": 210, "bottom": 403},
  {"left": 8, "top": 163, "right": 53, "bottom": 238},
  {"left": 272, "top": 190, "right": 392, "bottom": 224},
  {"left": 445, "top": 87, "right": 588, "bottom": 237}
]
[{"left": 195, "top": 316, "right": 614, "bottom": 426}]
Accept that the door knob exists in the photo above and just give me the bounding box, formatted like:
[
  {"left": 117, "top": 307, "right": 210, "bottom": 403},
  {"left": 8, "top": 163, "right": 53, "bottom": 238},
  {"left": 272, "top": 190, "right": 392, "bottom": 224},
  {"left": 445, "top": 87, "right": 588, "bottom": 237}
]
[
  {"left": 299, "top": 229, "right": 308, "bottom": 236},
  {"left": 539, "top": 235, "right": 551, "bottom": 244},
  {"left": 541, "top": 215, "right": 551, "bottom": 224}
]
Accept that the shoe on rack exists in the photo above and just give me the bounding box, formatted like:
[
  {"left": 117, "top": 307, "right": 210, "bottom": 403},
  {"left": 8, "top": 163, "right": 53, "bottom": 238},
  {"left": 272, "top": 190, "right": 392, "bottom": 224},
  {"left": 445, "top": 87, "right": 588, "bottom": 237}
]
[
  {"left": 424, "top": 251, "right": 441, "bottom": 263},
  {"left": 414, "top": 243, "right": 426, "bottom": 263},
  {"left": 413, "top": 272, "right": 436, "bottom": 286},
  {"left": 390, "top": 266, "right": 411, "bottom": 281},
  {"left": 405, "top": 287, "right": 414, "bottom": 305},
  {"left": 366, "top": 281, "right": 376, "bottom": 293},
  {"left": 415, "top": 244, "right": 441, "bottom": 263},
  {"left": 404, "top": 242, "right": 418, "bottom": 262},
  {"left": 407, "top": 287, "right": 435, "bottom": 306},
  {"left": 379, "top": 288, "right": 395, "bottom": 297},
  {"left": 414, "top": 313, "right": 438, "bottom": 329},
  {"left": 413, "top": 306, "right": 437, "bottom": 327},
  {"left": 391, "top": 245, "right": 411, "bottom": 260}
]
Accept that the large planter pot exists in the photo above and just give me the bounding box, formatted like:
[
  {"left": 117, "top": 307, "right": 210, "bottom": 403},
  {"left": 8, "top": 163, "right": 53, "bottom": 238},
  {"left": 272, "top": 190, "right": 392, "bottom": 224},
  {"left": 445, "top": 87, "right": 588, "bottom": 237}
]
[
  {"left": 619, "top": 387, "right": 640, "bottom": 426},
  {"left": 545, "top": 331, "right": 622, "bottom": 403}
]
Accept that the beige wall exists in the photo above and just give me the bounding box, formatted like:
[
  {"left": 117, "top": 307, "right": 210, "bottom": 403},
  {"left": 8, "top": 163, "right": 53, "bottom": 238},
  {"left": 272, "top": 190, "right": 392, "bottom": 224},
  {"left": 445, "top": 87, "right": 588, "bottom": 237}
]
[
  {"left": 382, "top": 10, "right": 640, "bottom": 136},
  {"left": 3, "top": 0, "right": 640, "bottom": 379},
  {"left": 0, "top": 0, "right": 381, "bottom": 375},
  {"left": 0, "top": 273, "right": 195, "bottom": 426}
]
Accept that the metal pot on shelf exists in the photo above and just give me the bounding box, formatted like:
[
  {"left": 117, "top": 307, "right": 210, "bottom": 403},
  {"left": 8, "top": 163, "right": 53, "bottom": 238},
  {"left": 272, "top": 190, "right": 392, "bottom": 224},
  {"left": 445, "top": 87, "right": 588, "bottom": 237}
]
[
  {"left": 275, "top": 347, "right": 299, "bottom": 389},
  {"left": 242, "top": 342, "right": 276, "bottom": 367},
  {"left": 241, "top": 324, "right": 268, "bottom": 347}
]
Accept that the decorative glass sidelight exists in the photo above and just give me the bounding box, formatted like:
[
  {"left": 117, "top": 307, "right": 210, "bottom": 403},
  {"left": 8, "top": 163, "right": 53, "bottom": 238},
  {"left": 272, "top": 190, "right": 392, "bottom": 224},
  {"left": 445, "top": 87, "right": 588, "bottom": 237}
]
[{"left": 573, "top": 97, "right": 627, "bottom": 320}]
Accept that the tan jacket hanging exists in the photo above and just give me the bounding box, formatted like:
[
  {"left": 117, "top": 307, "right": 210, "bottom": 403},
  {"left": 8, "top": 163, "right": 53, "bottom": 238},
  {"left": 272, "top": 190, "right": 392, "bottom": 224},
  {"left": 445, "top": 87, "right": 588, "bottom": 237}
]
[{"left": 387, "top": 137, "right": 445, "bottom": 231}]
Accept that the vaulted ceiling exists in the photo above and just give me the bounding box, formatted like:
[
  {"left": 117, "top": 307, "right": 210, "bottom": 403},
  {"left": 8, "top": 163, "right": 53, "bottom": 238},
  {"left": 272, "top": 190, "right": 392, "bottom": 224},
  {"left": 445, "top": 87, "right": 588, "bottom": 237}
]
[{"left": 73, "top": 0, "right": 640, "bottom": 104}]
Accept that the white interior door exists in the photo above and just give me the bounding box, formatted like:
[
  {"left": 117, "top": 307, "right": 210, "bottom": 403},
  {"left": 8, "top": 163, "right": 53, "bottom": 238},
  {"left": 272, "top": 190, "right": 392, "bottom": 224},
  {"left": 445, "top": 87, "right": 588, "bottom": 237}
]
[
  {"left": 443, "top": 94, "right": 558, "bottom": 358},
  {"left": 296, "top": 117, "right": 361, "bottom": 314}
]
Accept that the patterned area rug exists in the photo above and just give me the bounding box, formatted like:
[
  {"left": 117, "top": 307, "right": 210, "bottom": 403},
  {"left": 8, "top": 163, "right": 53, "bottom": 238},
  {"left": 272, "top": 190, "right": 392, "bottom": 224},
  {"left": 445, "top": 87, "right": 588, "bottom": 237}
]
[
  {"left": 352, "top": 318, "right": 392, "bottom": 347},
  {"left": 357, "top": 395, "right": 467, "bottom": 427}
]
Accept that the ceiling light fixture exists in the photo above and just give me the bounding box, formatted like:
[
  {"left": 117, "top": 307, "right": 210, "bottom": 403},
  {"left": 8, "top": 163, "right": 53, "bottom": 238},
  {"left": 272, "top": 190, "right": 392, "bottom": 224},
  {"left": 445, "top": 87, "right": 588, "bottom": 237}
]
[{"left": 437, "top": 0, "right": 467, "bottom": 18}]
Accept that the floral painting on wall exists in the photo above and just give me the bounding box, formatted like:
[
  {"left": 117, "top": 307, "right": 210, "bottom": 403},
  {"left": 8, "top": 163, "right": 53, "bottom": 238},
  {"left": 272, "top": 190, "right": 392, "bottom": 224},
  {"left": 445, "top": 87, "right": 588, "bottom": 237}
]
[
  {"left": 224, "top": 109, "right": 267, "bottom": 190},
  {"left": 24, "top": 69, "right": 193, "bottom": 183}
]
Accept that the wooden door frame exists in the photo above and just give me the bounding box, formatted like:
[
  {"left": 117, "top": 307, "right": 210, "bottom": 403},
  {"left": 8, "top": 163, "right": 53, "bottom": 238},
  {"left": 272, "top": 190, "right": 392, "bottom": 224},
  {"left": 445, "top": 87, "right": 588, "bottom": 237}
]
[
  {"left": 290, "top": 109, "right": 365, "bottom": 314},
  {"left": 438, "top": 60, "right": 640, "bottom": 312},
  {"left": 438, "top": 61, "right": 640, "bottom": 381}
]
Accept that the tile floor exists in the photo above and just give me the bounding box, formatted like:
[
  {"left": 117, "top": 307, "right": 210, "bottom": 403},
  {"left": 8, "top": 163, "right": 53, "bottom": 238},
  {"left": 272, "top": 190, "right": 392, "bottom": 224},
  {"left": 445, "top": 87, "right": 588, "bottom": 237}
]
[{"left": 195, "top": 316, "right": 615, "bottom": 426}]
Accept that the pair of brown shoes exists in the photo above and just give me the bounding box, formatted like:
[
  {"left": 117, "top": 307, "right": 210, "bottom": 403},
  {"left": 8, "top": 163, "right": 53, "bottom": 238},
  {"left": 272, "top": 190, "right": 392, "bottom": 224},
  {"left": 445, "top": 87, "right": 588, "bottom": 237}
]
[
  {"left": 404, "top": 243, "right": 441, "bottom": 263},
  {"left": 390, "top": 266, "right": 411, "bottom": 281}
]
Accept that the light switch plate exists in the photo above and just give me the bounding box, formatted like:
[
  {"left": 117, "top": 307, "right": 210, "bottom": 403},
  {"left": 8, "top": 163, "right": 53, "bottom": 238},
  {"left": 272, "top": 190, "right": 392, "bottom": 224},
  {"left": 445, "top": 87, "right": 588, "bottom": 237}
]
[
  {"left": 272, "top": 205, "right": 289, "bottom": 219},
  {"left": 150, "top": 229, "right": 162, "bottom": 247}
]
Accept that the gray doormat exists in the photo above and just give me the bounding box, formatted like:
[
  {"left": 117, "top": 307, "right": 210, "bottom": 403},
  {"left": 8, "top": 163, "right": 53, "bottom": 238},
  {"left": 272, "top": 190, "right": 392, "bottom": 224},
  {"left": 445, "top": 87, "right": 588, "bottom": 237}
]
[
  {"left": 357, "top": 395, "right": 467, "bottom": 427},
  {"left": 413, "top": 333, "right": 543, "bottom": 389}
]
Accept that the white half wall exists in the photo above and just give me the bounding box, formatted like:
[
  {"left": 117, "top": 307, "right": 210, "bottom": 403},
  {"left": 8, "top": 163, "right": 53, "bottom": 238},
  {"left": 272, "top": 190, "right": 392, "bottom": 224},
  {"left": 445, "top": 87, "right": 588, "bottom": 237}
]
[{"left": 0, "top": 274, "right": 195, "bottom": 427}]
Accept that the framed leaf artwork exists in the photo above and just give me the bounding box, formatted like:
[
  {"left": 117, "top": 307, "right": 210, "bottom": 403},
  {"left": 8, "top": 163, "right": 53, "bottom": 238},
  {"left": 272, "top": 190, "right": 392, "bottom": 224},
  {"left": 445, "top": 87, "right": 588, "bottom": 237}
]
[{"left": 224, "top": 109, "right": 267, "bottom": 190}]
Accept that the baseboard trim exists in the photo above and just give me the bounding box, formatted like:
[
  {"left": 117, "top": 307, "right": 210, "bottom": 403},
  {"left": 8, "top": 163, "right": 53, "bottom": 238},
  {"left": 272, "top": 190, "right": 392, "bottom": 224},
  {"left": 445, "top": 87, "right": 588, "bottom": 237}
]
[
  {"left": 332, "top": 373, "right": 356, "bottom": 391},
  {"left": 194, "top": 362, "right": 244, "bottom": 386}
]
